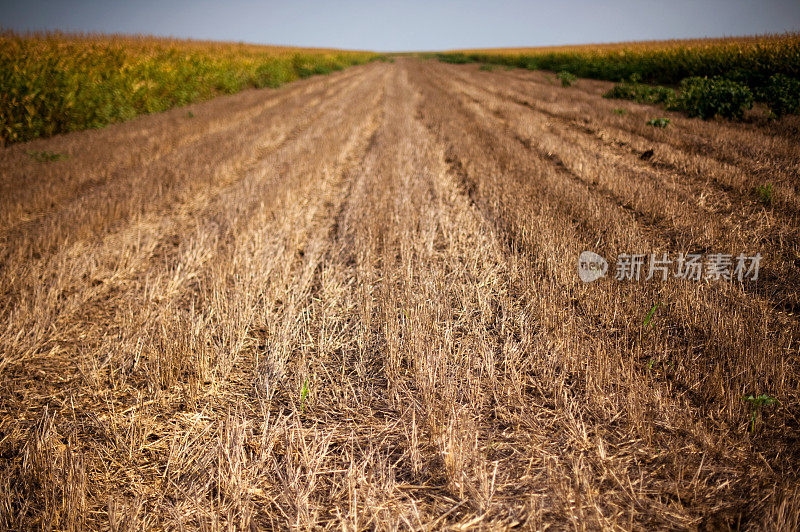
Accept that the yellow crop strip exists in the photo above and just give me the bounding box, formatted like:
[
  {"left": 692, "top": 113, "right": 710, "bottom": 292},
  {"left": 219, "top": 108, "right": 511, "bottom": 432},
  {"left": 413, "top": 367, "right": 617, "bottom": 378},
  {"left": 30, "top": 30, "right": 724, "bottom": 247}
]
[{"left": 0, "top": 31, "right": 379, "bottom": 145}]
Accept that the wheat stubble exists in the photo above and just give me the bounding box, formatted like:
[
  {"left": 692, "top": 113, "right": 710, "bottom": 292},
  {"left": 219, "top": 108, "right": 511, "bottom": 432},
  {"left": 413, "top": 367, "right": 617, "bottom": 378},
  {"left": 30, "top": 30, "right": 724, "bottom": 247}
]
[{"left": 0, "top": 58, "right": 798, "bottom": 530}]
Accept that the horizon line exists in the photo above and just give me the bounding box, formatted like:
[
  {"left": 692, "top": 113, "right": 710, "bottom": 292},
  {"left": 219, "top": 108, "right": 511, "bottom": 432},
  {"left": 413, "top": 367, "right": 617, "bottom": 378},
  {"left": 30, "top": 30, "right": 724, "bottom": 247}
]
[{"left": 3, "top": 28, "right": 798, "bottom": 54}]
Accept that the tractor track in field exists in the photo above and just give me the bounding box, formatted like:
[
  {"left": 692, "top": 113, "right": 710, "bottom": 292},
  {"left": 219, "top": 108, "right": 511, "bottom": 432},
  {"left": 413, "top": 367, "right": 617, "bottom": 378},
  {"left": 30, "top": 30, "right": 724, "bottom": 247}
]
[{"left": 0, "top": 58, "right": 798, "bottom": 530}]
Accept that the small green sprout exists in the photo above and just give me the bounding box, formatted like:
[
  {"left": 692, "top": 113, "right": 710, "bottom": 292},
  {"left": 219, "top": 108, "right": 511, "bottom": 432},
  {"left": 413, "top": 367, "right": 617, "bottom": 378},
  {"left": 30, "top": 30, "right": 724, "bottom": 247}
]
[
  {"left": 300, "top": 377, "right": 309, "bottom": 412},
  {"left": 755, "top": 183, "right": 774, "bottom": 206},
  {"left": 643, "top": 303, "right": 661, "bottom": 328},
  {"left": 613, "top": 108, "right": 628, "bottom": 115},
  {"left": 646, "top": 118, "right": 670, "bottom": 128},
  {"left": 743, "top": 394, "right": 779, "bottom": 433}
]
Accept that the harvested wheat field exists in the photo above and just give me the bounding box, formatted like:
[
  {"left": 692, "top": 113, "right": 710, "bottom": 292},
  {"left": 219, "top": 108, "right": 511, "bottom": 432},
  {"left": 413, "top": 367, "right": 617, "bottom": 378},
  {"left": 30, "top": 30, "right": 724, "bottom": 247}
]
[{"left": 1, "top": 58, "right": 799, "bottom": 530}]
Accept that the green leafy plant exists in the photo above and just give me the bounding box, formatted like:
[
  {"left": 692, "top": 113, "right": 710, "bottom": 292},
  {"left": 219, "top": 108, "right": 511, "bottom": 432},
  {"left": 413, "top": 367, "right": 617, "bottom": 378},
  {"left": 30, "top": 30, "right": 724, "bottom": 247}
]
[
  {"left": 670, "top": 76, "right": 753, "bottom": 119},
  {"left": 437, "top": 53, "right": 472, "bottom": 64},
  {"left": 758, "top": 74, "right": 800, "bottom": 117},
  {"left": 254, "top": 59, "right": 295, "bottom": 88},
  {"left": 604, "top": 75, "right": 676, "bottom": 105},
  {"left": 743, "top": 394, "right": 778, "bottom": 433},
  {"left": 755, "top": 183, "right": 774, "bottom": 206},
  {"left": 646, "top": 117, "right": 670, "bottom": 128},
  {"left": 27, "top": 150, "right": 68, "bottom": 162},
  {"left": 557, "top": 71, "right": 577, "bottom": 87}
]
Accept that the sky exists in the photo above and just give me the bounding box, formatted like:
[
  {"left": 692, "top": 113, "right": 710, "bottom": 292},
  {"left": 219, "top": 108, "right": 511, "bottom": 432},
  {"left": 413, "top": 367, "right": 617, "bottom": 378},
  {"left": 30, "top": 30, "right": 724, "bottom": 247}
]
[{"left": 1, "top": 0, "right": 800, "bottom": 51}]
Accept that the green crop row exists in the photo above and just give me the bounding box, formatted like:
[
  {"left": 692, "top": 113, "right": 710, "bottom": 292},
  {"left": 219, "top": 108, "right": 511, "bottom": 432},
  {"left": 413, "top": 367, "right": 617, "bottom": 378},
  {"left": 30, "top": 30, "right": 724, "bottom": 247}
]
[
  {"left": 0, "top": 33, "right": 379, "bottom": 145},
  {"left": 435, "top": 35, "right": 800, "bottom": 119},
  {"left": 436, "top": 36, "right": 800, "bottom": 86},
  {"left": 603, "top": 73, "right": 800, "bottom": 119}
]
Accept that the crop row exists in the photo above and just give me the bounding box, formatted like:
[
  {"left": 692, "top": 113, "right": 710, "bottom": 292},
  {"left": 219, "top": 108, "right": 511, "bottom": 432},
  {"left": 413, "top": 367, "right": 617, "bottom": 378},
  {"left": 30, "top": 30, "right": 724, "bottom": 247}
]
[
  {"left": 434, "top": 35, "right": 800, "bottom": 119},
  {"left": 0, "top": 32, "right": 379, "bottom": 145}
]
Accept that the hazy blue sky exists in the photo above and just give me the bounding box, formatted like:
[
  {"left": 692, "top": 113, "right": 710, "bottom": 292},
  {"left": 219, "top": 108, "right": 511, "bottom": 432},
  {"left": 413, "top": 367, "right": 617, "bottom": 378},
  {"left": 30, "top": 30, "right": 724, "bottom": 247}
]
[{"left": 2, "top": 0, "right": 800, "bottom": 51}]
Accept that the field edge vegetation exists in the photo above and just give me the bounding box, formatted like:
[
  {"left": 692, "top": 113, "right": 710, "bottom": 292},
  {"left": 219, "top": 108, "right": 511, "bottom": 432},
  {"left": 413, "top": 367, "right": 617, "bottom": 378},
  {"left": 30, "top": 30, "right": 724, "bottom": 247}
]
[
  {"left": 0, "top": 31, "right": 383, "bottom": 145},
  {"left": 433, "top": 34, "right": 800, "bottom": 120}
]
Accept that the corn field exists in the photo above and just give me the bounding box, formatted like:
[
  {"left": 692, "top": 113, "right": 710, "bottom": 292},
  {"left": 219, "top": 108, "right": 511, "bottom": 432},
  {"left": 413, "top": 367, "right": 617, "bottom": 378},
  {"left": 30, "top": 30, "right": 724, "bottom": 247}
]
[
  {"left": 436, "top": 34, "right": 800, "bottom": 89},
  {"left": 0, "top": 32, "right": 378, "bottom": 145}
]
